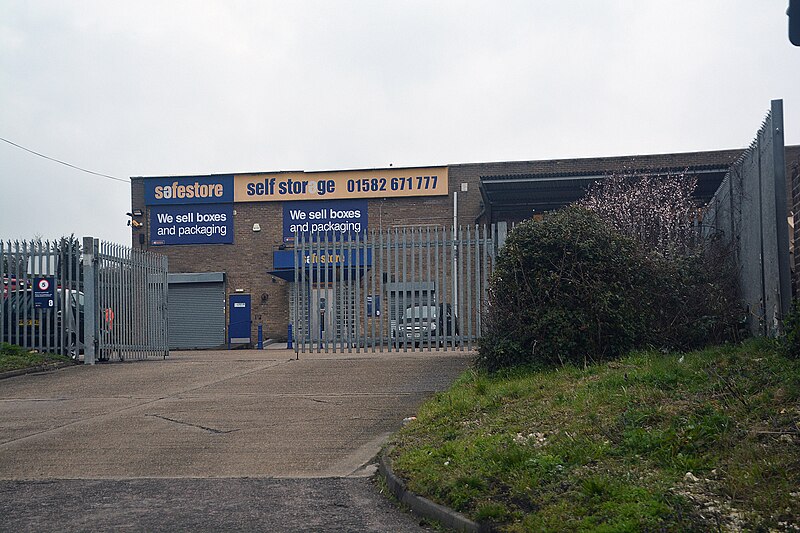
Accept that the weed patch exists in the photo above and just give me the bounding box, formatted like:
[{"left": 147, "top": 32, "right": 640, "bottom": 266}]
[{"left": 0, "top": 342, "right": 72, "bottom": 373}]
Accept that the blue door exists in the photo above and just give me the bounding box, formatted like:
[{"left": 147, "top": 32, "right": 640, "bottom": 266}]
[{"left": 228, "top": 294, "right": 251, "bottom": 346}]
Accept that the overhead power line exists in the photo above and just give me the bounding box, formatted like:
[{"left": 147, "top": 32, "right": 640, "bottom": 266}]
[{"left": 0, "top": 136, "right": 128, "bottom": 183}]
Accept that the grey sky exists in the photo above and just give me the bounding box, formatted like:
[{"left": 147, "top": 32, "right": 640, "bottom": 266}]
[{"left": 1, "top": 1, "right": 798, "bottom": 244}]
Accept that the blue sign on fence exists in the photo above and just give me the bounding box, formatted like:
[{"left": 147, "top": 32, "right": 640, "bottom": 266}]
[
  {"left": 282, "top": 199, "right": 368, "bottom": 243},
  {"left": 33, "top": 277, "right": 55, "bottom": 309},
  {"left": 150, "top": 204, "right": 234, "bottom": 246}
]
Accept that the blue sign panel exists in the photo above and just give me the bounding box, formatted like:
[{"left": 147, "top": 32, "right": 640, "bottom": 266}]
[
  {"left": 150, "top": 204, "right": 234, "bottom": 246},
  {"left": 144, "top": 175, "right": 234, "bottom": 205},
  {"left": 282, "top": 199, "right": 368, "bottom": 243},
  {"left": 33, "top": 277, "right": 55, "bottom": 309},
  {"left": 272, "top": 248, "right": 373, "bottom": 270}
]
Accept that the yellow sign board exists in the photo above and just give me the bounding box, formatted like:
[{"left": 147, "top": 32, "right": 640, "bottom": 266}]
[{"left": 234, "top": 167, "right": 448, "bottom": 202}]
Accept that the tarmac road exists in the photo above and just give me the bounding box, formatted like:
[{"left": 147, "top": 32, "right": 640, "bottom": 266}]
[{"left": 0, "top": 348, "right": 472, "bottom": 532}]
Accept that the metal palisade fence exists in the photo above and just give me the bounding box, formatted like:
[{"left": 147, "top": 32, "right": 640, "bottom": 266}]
[
  {"left": 291, "top": 223, "right": 507, "bottom": 354},
  {"left": 1, "top": 238, "right": 83, "bottom": 357},
  {"left": 0, "top": 237, "right": 169, "bottom": 363},
  {"left": 702, "top": 99, "right": 791, "bottom": 336}
]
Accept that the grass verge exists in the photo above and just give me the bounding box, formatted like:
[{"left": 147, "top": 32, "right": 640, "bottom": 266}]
[
  {"left": 389, "top": 339, "right": 800, "bottom": 531},
  {"left": 0, "top": 342, "right": 73, "bottom": 373}
]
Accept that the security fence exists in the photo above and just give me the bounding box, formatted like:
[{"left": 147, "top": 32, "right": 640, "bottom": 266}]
[
  {"left": 291, "top": 223, "right": 507, "bottom": 353},
  {"left": 0, "top": 237, "right": 169, "bottom": 363},
  {"left": 702, "top": 99, "right": 791, "bottom": 336},
  {"left": 1, "top": 238, "right": 83, "bottom": 357}
]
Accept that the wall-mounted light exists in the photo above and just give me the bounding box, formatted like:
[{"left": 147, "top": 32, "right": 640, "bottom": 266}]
[
  {"left": 253, "top": 223, "right": 261, "bottom": 232},
  {"left": 132, "top": 209, "right": 143, "bottom": 216}
]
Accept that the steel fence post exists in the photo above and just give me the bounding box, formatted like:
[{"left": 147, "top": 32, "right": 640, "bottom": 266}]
[{"left": 82, "top": 237, "right": 97, "bottom": 365}]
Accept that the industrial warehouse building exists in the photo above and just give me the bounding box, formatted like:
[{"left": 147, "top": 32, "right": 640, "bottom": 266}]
[{"left": 130, "top": 146, "right": 800, "bottom": 350}]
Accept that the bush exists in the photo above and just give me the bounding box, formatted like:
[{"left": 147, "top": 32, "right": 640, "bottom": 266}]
[
  {"left": 476, "top": 206, "right": 649, "bottom": 371},
  {"left": 578, "top": 172, "right": 744, "bottom": 349},
  {"left": 477, "top": 206, "right": 742, "bottom": 372},
  {"left": 643, "top": 245, "right": 743, "bottom": 350}
]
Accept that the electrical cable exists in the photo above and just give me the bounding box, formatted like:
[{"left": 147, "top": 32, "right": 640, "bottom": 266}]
[{"left": 0, "top": 136, "right": 128, "bottom": 183}]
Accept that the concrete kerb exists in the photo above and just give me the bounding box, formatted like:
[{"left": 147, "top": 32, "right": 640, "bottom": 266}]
[
  {"left": 0, "top": 360, "right": 77, "bottom": 381},
  {"left": 379, "top": 447, "right": 490, "bottom": 533}
]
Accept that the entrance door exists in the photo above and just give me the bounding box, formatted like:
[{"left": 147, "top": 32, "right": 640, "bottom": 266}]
[
  {"left": 228, "top": 294, "right": 251, "bottom": 345},
  {"left": 310, "top": 287, "right": 334, "bottom": 341}
]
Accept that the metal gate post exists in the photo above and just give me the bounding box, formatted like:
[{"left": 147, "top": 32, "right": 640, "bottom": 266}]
[{"left": 82, "top": 237, "right": 98, "bottom": 365}]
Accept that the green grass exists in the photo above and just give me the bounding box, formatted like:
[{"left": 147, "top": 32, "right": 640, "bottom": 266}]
[
  {"left": 389, "top": 338, "right": 800, "bottom": 531},
  {"left": 0, "top": 342, "right": 73, "bottom": 372}
]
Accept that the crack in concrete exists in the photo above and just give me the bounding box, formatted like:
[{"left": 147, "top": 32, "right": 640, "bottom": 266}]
[
  {"left": 308, "top": 397, "right": 340, "bottom": 405},
  {"left": 146, "top": 414, "right": 239, "bottom": 434}
]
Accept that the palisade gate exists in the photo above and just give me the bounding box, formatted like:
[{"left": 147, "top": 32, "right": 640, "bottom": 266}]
[
  {"left": 290, "top": 223, "right": 507, "bottom": 353},
  {"left": 0, "top": 237, "right": 169, "bottom": 364}
]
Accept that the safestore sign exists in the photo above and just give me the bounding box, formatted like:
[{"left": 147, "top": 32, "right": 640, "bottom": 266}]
[
  {"left": 144, "top": 175, "right": 234, "bottom": 205},
  {"left": 144, "top": 175, "right": 235, "bottom": 246},
  {"left": 282, "top": 199, "right": 367, "bottom": 243},
  {"left": 235, "top": 167, "right": 448, "bottom": 201},
  {"left": 149, "top": 204, "right": 234, "bottom": 246},
  {"left": 141, "top": 166, "right": 447, "bottom": 246}
]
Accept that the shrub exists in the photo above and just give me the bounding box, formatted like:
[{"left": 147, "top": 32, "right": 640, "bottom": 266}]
[
  {"left": 476, "top": 206, "right": 649, "bottom": 371},
  {"left": 643, "top": 245, "right": 743, "bottom": 350},
  {"left": 477, "top": 206, "right": 742, "bottom": 372},
  {"left": 578, "top": 172, "right": 743, "bottom": 348}
]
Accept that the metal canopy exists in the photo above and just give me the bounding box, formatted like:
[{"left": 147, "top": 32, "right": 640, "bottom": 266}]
[{"left": 478, "top": 166, "right": 731, "bottom": 224}]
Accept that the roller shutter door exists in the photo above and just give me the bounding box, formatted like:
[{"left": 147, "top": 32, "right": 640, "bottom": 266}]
[{"left": 168, "top": 281, "right": 225, "bottom": 349}]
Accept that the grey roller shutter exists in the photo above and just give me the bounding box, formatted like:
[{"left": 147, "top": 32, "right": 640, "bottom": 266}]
[{"left": 168, "top": 281, "right": 225, "bottom": 349}]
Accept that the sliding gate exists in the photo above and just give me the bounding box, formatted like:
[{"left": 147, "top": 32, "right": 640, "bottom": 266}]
[{"left": 291, "top": 224, "right": 506, "bottom": 353}]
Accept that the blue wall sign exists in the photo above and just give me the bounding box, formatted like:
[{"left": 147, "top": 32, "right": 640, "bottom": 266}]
[
  {"left": 150, "top": 204, "right": 234, "bottom": 246},
  {"left": 282, "top": 199, "right": 368, "bottom": 243},
  {"left": 144, "top": 175, "right": 234, "bottom": 205}
]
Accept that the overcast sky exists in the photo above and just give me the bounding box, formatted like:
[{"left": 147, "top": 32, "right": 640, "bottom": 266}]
[{"left": 1, "top": 1, "right": 798, "bottom": 244}]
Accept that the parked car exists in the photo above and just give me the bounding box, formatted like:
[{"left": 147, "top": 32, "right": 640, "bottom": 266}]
[{"left": 397, "top": 303, "right": 458, "bottom": 345}]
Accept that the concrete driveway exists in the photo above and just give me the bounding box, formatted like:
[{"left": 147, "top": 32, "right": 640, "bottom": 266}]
[{"left": 0, "top": 348, "right": 472, "bottom": 532}]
